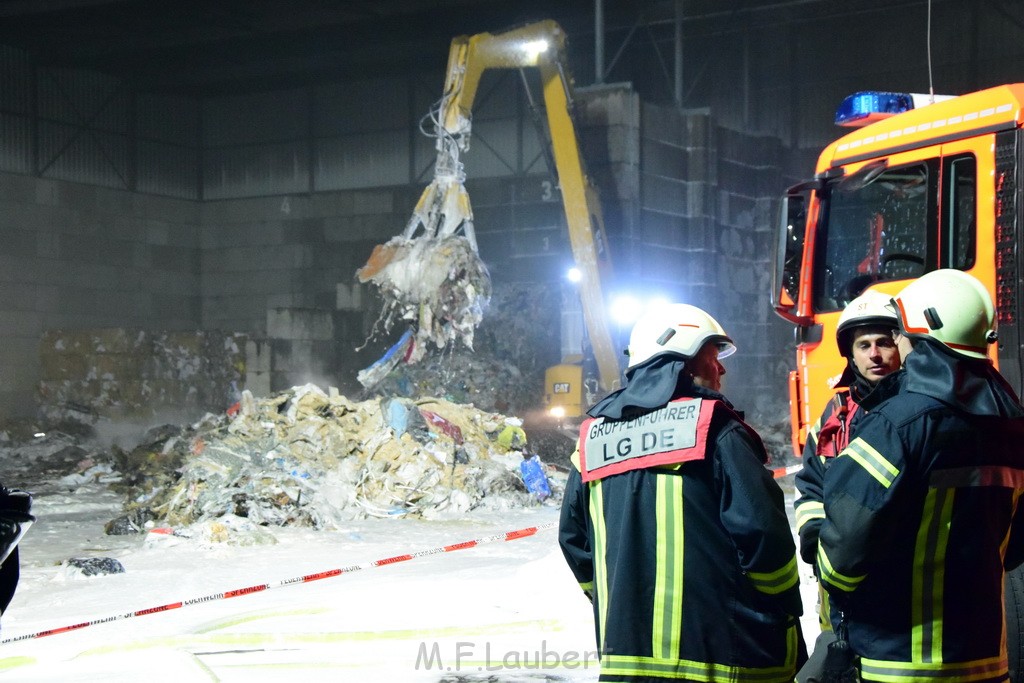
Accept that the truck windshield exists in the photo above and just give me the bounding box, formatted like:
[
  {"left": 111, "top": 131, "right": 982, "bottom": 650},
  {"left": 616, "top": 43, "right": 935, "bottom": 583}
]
[{"left": 812, "top": 161, "right": 932, "bottom": 312}]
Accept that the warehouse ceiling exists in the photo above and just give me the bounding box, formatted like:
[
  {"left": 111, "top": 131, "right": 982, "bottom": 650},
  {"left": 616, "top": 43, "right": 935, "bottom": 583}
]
[
  {"left": 0, "top": 0, "right": 928, "bottom": 97},
  {"left": 0, "top": 0, "right": 654, "bottom": 95}
]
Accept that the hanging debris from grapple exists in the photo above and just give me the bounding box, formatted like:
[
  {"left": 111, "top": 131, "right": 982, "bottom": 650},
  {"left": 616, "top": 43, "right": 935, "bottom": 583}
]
[{"left": 354, "top": 28, "right": 500, "bottom": 385}]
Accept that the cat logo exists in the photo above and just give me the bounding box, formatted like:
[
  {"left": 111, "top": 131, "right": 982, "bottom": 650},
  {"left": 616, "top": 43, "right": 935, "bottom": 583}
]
[{"left": 553, "top": 382, "right": 571, "bottom": 394}]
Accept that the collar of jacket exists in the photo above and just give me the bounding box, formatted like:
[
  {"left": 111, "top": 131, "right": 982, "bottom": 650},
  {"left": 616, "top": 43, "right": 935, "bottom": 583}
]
[
  {"left": 587, "top": 354, "right": 735, "bottom": 420},
  {"left": 834, "top": 363, "right": 881, "bottom": 405},
  {"left": 854, "top": 368, "right": 905, "bottom": 411},
  {"left": 903, "top": 338, "right": 1024, "bottom": 418}
]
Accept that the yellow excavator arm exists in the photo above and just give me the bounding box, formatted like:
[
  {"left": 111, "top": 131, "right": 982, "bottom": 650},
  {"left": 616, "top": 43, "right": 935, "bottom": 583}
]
[{"left": 357, "top": 20, "right": 620, "bottom": 398}]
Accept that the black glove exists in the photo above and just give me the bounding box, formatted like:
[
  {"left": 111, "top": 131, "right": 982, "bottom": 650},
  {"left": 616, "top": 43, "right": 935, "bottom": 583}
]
[
  {"left": 0, "top": 488, "right": 32, "bottom": 616},
  {"left": 0, "top": 489, "right": 33, "bottom": 566},
  {"left": 799, "top": 525, "right": 820, "bottom": 566},
  {"left": 821, "top": 620, "right": 859, "bottom": 683}
]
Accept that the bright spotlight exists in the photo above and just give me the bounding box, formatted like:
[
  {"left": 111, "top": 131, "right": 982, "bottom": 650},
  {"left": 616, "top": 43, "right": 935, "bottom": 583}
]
[
  {"left": 646, "top": 297, "right": 671, "bottom": 311},
  {"left": 610, "top": 295, "right": 641, "bottom": 325},
  {"left": 566, "top": 267, "right": 582, "bottom": 283},
  {"left": 549, "top": 405, "right": 566, "bottom": 419},
  {"left": 522, "top": 39, "right": 550, "bottom": 59}
]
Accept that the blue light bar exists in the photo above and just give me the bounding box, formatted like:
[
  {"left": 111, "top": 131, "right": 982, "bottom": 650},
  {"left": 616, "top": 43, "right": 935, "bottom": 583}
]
[{"left": 834, "top": 91, "right": 915, "bottom": 127}]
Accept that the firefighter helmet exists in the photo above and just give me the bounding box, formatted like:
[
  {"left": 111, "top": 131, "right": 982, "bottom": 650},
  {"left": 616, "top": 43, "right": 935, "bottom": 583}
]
[
  {"left": 891, "top": 269, "right": 996, "bottom": 360},
  {"left": 626, "top": 303, "right": 735, "bottom": 369},
  {"left": 836, "top": 289, "right": 899, "bottom": 358}
]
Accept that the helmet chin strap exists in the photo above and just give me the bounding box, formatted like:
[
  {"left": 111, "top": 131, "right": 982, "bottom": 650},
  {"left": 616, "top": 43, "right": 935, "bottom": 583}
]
[{"left": 847, "top": 359, "right": 881, "bottom": 398}]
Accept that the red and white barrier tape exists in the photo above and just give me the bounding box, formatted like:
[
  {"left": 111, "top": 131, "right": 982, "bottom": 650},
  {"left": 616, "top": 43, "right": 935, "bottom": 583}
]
[
  {"left": 3, "top": 463, "right": 801, "bottom": 646},
  {"left": 0, "top": 522, "right": 555, "bottom": 645},
  {"left": 771, "top": 464, "right": 802, "bottom": 479}
]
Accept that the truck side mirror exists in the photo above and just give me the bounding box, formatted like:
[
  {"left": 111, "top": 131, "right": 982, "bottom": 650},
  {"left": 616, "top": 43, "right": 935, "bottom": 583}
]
[{"left": 772, "top": 190, "right": 813, "bottom": 325}]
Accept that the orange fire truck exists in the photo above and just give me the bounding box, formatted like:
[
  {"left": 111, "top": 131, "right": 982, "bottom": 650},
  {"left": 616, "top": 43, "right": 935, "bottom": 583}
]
[
  {"left": 772, "top": 83, "right": 1024, "bottom": 670},
  {"left": 771, "top": 84, "right": 1024, "bottom": 456}
]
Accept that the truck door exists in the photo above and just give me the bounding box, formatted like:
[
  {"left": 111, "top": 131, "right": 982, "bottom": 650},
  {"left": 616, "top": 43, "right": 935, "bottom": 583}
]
[
  {"left": 938, "top": 132, "right": 1022, "bottom": 397},
  {"left": 991, "top": 130, "right": 1023, "bottom": 397}
]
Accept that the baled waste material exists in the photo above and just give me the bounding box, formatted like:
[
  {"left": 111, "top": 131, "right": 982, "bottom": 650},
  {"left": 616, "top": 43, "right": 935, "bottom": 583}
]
[{"left": 112, "top": 384, "right": 556, "bottom": 531}]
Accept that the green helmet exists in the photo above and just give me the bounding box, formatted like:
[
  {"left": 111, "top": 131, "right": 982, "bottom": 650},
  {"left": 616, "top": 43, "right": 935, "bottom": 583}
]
[
  {"left": 892, "top": 269, "right": 996, "bottom": 360},
  {"left": 626, "top": 303, "right": 735, "bottom": 369}
]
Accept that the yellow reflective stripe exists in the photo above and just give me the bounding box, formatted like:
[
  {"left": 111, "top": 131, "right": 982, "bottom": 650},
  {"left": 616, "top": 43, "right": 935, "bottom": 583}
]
[
  {"left": 748, "top": 554, "right": 799, "bottom": 595},
  {"left": 806, "top": 420, "right": 821, "bottom": 450},
  {"left": 817, "top": 583, "right": 833, "bottom": 632},
  {"left": 860, "top": 653, "right": 1007, "bottom": 682},
  {"left": 842, "top": 437, "right": 900, "bottom": 489},
  {"left": 652, "top": 475, "right": 684, "bottom": 659},
  {"left": 817, "top": 545, "right": 864, "bottom": 592},
  {"left": 1001, "top": 490, "right": 1024, "bottom": 560},
  {"left": 601, "top": 651, "right": 797, "bottom": 683},
  {"left": 795, "top": 501, "right": 825, "bottom": 530},
  {"left": 589, "top": 480, "right": 609, "bottom": 647},
  {"left": 579, "top": 581, "right": 593, "bottom": 592},
  {"left": 912, "top": 487, "right": 954, "bottom": 663}
]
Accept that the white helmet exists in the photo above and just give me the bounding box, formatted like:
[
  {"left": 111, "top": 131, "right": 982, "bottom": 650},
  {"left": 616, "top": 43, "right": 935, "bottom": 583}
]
[
  {"left": 626, "top": 303, "right": 735, "bottom": 369},
  {"left": 892, "top": 269, "right": 996, "bottom": 360},
  {"left": 836, "top": 289, "right": 899, "bottom": 358}
]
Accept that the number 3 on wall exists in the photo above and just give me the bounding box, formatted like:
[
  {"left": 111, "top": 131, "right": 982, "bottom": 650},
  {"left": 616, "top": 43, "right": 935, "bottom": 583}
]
[{"left": 541, "top": 180, "right": 553, "bottom": 201}]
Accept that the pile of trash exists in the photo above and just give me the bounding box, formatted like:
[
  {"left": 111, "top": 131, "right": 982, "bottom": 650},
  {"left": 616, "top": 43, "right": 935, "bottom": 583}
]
[
  {"left": 109, "top": 384, "right": 556, "bottom": 531},
  {"left": 364, "top": 349, "right": 529, "bottom": 415},
  {"left": 356, "top": 283, "right": 562, "bottom": 416}
]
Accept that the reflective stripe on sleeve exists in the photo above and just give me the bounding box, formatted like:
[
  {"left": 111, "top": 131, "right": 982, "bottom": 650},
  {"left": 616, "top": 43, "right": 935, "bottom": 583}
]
[
  {"left": 817, "top": 545, "right": 865, "bottom": 593},
  {"left": 842, "top": 437, "right": 900, "bottom": 489},
  {"left": 748, "top": 554, "right": 799, "bottom": 595},
  {"left": 795, "top": 501, "right": 825, "bottom": 531}
]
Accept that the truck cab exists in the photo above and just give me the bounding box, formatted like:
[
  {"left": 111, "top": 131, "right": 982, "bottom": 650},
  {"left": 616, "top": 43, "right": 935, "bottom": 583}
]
[{"left": 773, "top": 84, "right": 1024, "bottom": 454}]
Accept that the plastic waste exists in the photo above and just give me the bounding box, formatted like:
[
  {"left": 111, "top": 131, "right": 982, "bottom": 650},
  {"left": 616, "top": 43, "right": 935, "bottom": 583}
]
[
  {"left": 519, "top": 454, "right": 551, "bottom": 501},
  {"left": 420, "top": 409, "right": 464, "bottom": 444}
]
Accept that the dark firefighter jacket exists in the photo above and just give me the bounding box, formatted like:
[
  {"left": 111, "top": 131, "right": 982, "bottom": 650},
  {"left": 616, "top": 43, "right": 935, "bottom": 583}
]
[
  {"left": 794, "top": 370, "right": 904, "bottom": 633},
  {"left": 817, "top": 340, "right": 1024, "bottom": 682},
  {"left": 559, "top": 369, "right": 805, "bottom": 682},
  {"left": 795, "top": 370, "right": 905, "bottom": 565}
]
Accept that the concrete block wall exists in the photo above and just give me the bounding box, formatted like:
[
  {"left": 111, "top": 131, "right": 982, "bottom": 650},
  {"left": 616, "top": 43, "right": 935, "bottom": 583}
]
[
  {"left": 712, "top": 127, "right": 794, "bottom": 420},
  {"left": 630, "top": 102, "right": 794, "bottom": 421},
  {"left": 266, "top": 307, "right": 335, "bottom": 390},
  {"left": 0, "top": 171, "right": 201, "bottom": 418},
  {"left": 635, "top": 106, "right": 718, "bottom": 305},
  {"left": 575, "top": 85, "right": 641, "bottom": 293},
  {"left": 199, "top": 190, "right": 407, "bottom": 396},
  {"left": 0, "top": 89, "right": 804, "bottom": 425}
]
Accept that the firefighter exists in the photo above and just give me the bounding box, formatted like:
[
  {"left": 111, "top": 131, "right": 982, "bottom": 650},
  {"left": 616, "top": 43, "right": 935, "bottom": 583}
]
[
  {"left": 0, "top": 486, "right": 32, "bottom": 624},
  {"left": 818, "top": 269, "right": 1024, "bottom": 680},
  {"left": 793, "top": 289, "right": 903, "bottom": 636},
  {"left": 559, "top": 303, "right": 805, "bottom": 682}
]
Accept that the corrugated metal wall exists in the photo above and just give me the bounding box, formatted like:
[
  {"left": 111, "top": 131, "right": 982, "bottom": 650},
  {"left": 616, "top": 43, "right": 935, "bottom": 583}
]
[
  {"left": 0, "top": 46, "right": 200, "bottom": 198},
  {"left": 0, "top": 44, "right": 33, "bottom": 174},
  {"left": 202, "top": 72, "right": 537, "bottom": 198},
  {"left": 37, "top": 68, "right": 129, "bottom": 189},
  {"left": 137, "top": 93, "right": 199, "bottom": 198},
  {"left": 1, "top": 1, "right": 1022, "bottom": 200}
]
